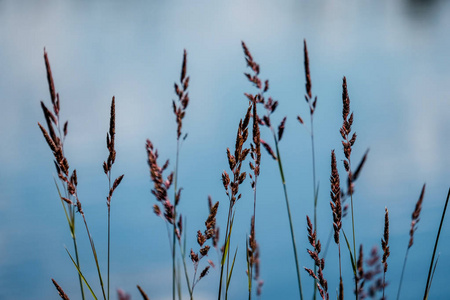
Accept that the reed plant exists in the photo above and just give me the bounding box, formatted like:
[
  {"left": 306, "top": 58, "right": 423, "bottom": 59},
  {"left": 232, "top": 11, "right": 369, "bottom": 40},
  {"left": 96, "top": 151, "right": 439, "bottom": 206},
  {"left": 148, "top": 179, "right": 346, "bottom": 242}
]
[
  {"left": 297, "top": 40, "right": 319, "bottom": 299},
  {"left": 241, "top": 41, "right": 304, "bottom": 300},
  {"left": 38, "top": 41, "right": 449, "bottom": 300},
  {"left": 39, "top": 50, "right": 124, "bottom": 300}
]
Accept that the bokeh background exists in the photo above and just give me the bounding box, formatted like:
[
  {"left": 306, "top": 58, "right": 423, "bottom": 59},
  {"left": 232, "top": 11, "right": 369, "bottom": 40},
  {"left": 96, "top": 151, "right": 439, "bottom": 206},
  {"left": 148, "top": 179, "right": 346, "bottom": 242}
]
[{"left": 1, "top": 0, "right": 450, "bottom": 299}]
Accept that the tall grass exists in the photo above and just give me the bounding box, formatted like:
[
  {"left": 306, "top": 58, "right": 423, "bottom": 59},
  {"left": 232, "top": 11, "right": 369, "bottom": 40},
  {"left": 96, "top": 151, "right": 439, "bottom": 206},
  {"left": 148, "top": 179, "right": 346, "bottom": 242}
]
[{"left": 38, "top": 42, "right": 449, "bottom": 300}]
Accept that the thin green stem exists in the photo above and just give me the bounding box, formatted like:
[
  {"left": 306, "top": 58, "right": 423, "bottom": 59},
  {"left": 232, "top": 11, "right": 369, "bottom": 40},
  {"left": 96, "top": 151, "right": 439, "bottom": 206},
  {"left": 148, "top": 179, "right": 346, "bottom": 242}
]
[
  {"left": 427, "top": 253, "right": 440, "bottom": 299},
  {"left": 172, "top": 140, "right": 180, "bottom": 300},
  {"left": 424, "top": 188, "right": 450, "bottom": 300},
  {"left": 248, "top": 176, "right": 258, "bottom": 300},
  {"left": 350, "top": 191, "right": 357, "bottom": 300},
  {"left": 338, "top": 244, "right": 342, "bottom": 283},
  {"left": 107, "top": 174, "right": 111, "bottom": 300},
  {"left": 397, "top": 247, "right": 409, "bottom": 300},
  {"left": 273, "top": 131, "right": 303, "bottom": 300},
  {"left": 178, "top": 240, "right": 193, "bottom": 298},
  {"left": 72, "top": 227, "right": 86, "bottom": 300},
  {"left": 218, "top": 201, "right": 233, "bottom": 300},
  {"left": 81, "top": 212, "right": 106, "bottom": 300},
  {"left": 347, "top": 157, "right": 357, "bottom": 300},
  {"left": 310, "top": 117, "right": 317, "bottom": 300},
  {"left": 56, "top": 180, "right": 85, "bottom": 300},
  {"left": 107, "top": 209, "right": 110, "bottom": 300}
]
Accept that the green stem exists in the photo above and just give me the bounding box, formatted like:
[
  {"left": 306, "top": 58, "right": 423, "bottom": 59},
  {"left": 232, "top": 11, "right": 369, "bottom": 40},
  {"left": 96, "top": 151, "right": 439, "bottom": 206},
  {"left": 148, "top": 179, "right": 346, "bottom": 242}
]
[
  {"left": 56, "top": 180, "right": 86, "bottom": 300},
  {"left": 349, "top": 191, "right": 357, "bottom": 300},
  {"left": 310, "top": 117, "right": 317, "bottom": 300},
  {"left": 72, "top": 229, "right": 86, "bottom": 300},
  {"left": 273, "top": 131, "right": 303, "bottom": 300},
  {"left": 396, "top": 247, "right": 409, "bottom": 300},
  {"left": 218, "top": 202, "right": 233, "bottom": 300},
  {"left": 107, "top": 173, "right": 111, "bottom": 300},
  {"left": 346, "top": 155, "right": 357, "bottom": 300},
  {"left": 82, "top": 213, "right": 107, "bottom": 300},
  {"left": 173, "top": 140, "right": 180, "bottom": 300},
  {"left": 249, "top": 179, "right": 258, "bottom": 300},
  {"left": 107, "top": 209, "right": 110, "bottom": 300},
  {"left": 424, "top": 188, "right": 450, "bottom": 299},
  {"left": 178, "top": 241, "right": 193, "bottom": 298}
]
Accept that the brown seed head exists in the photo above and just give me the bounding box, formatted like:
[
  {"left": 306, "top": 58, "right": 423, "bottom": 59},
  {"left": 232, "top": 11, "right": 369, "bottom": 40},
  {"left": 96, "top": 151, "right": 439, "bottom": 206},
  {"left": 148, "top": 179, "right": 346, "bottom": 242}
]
[
  {"left": 277, "top": 116, "right": 287, "bottom": 141},
  {"left": 330, "top": 150, "right": 342, "bottom": 244},
  {"left": 304, "top": 39, "right": 312, "bottom": 99},
  {"left": 382, "top": 207, "right": 390, "bottom": 273},
  {"left": 136, "top": 285, "right": 149, "bottom": 300},
  {"left": 409, "top": 184, "right": 426, "bottom": 248},
  {"left": 44, "top": 50, "right": 57, "bottom": 110},
  {"left": 199, "top": 265, "right": 210, "bottom": 279},
  {"left": 51, "top": 278, "right": 70, "bottom": 300},
  {"left": 342, "top": 77, "right": 349, "bottom": 121},
  {"left": 190, "top": 249, "right": 199, "bottom": 263}
]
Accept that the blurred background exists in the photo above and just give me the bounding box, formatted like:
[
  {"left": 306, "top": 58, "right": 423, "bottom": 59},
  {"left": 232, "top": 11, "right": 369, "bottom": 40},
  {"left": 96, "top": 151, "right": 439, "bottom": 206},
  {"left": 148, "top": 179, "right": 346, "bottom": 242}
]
[{"left": 1, "top": 0, "right": 450, "bottom": 299}]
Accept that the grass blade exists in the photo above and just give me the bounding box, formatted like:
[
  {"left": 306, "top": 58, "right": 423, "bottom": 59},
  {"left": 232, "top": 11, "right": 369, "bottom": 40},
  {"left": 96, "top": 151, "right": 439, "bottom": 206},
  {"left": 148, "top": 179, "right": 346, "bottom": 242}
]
[
  {"left": 54, "top": 179, "right": 85, "bottom": 300},
  {"left": 342, "top": 230, "right": 356, "bottom": 275},
  {"left": 427, "top": 252, "right": 440, "bottom": 297},
  {"left": 246, "top": 239, "right": 252, "bottom": 298},
  {"left": 226, "top": 247, "right": 239, "bottom": 298},
  {"left": 65, "top": 248, "right": 98, "bottom": 300},
  {"left": 424, "top": 188, "right": 450, "bottom": 299}
]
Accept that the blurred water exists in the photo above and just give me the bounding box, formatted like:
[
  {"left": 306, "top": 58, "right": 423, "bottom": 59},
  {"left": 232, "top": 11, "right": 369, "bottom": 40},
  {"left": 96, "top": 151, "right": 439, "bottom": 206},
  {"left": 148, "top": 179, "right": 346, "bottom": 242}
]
[{"left": 1, "top": 0, "right": 450, "bottom": 299}]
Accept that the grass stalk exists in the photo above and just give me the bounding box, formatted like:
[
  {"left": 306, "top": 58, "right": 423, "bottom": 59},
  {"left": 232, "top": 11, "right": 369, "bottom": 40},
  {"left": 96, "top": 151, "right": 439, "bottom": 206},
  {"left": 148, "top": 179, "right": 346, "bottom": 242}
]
[
  {"left": 40, "top": 50, "right": 87, "bottom": 300},
  {"left": 171, "top": 49, "right": 189, "bottom": 300},
  {"left": 172, "top": 140, "right": 181, "bottom": 300},
  {"left": 272, "top": 131, "right": 304, "bottom": 300},
  {"left": 107, "top": 175, "right": 111, "bottom": 300},
  {"left": 72, "top": 231, "right": 85, "bottom": 300},
  {"left": 218, "top": 203, "right": 233, "bottom": 300},
  {"left": 302, "top": 40, "right": 318, "bottom": 300},
  {"left": 349, "top": 192, "right": 357, "bottom": 300},
  {"left": 396, "top": 247, "right": 410, "bottom": 300},
  {"left": 172, "top": 142, "right": 179, "bottom": 300},
  {"left": 424, "top": 188, "right": 450, "bottom": 299},
  {"left": 397, "top": 184, "right": 426, "bottom": 300},
  {"left": 178, "top": 235, "right": 193, "bottom": 298},
  {"left": 310, "top": 118, "right": 319, "bottom": 300},
  {"left": 80, "top": 211, "right": 107, "bottom": 300},
  {"left": 56, "top": 180, "right": 86, "bottom": 300},
  {"left": 66, "top": 248, "right": 99, "bottom": 300}
]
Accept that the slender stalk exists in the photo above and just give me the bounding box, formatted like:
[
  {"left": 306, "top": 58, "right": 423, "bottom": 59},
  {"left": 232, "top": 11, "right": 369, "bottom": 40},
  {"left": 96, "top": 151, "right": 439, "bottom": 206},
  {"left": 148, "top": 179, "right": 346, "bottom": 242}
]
[
  {"left": 218, "top": 202, "right": 233, "bottom": 300},
  {"left": 396, "top": 246, "right": 410, "bottom": 300},
  {"left": 80, "top": 211, "right": 107, "bottom": 300},
  {"left": 338, "top": 245, "right": 342, "bottom": 287},
  {"left": 310, "top": 116, "right": 317, "bottom": 300},
  {"left": 72, "top": 220, "right": 86, "bottom": 300},
  {"left": 248, "top": 179, "right": 259, "bottom": 300},
  {"left": 349, "top": 192, "right": 357, "bottom": 300},
  {"left": 177, "top": 239, "right": 193, "bottom": 298},
  {"left": 172, "top": 140, "right": 180, "bottom": 300},
  {"left": 322, "top": 227, "right": 334, "bottom": 258},
  {"left": 347, "top": 157, "right": 357, "bottom": 298},
  {"left": 107, "top": 210, "right": 110, "bottom": 300},
  {"left": 273, "top": 131, "right": 303, "bottom": 300},
  {"left": 107, "top": 174, "right": 111, "bottom": 300},
  {"left": 57, "top": 175, "right": 85, "bottom": 300},
  {"left": 424, "top": 188, "right": 450, "bottom": 299},
  {"left": 172, "top": 215, "right": 176, "bottom": 300},
  {"left": 427, "top": 253, "right": 440, "bottom": 298}
]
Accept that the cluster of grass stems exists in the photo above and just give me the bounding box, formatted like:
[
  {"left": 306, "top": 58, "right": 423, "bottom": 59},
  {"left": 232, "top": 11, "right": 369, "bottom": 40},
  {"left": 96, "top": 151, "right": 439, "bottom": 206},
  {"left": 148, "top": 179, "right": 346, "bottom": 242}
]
[{"left": 39, "top": 41, "right": 449, "bottom": 300}]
